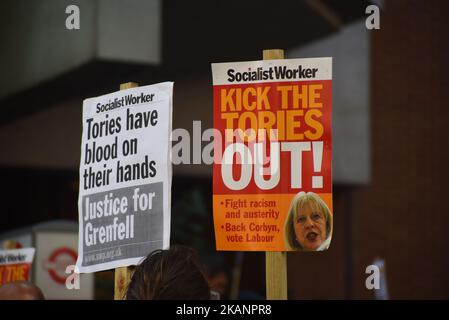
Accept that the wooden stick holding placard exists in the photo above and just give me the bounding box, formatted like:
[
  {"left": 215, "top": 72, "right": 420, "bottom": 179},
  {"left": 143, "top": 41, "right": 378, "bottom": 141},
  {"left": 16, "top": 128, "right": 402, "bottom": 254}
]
[
  {"left": 263, "top": 49, "right": 288, "bottom": 300},
  {"left": 113, "top": 81, "right": 139, "bottom": 300}
]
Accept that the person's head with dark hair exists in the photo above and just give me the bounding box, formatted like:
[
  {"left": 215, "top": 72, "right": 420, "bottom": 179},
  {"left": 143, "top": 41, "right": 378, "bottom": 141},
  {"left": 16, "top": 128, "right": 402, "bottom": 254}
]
[
  {"left": 126, "top": 245, "right": 210, "bottom": 300},
  {"left": 0, "top": 281, "right": 45, "bottom": 300}
]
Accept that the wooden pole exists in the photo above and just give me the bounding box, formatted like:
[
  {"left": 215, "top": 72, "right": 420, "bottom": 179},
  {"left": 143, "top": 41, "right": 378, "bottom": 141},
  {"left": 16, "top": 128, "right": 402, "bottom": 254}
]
[
  {"left": 263, "top": 49, "right": 288, "bottom": 300},
  {"left": 114, "top": 81, "right": 139, "bottom": 300}
]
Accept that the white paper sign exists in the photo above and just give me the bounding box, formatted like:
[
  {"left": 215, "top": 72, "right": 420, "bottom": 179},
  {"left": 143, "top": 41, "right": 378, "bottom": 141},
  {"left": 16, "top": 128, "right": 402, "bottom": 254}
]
[{"left": 76, "top": 82, "right": 173, "bottom": 273}]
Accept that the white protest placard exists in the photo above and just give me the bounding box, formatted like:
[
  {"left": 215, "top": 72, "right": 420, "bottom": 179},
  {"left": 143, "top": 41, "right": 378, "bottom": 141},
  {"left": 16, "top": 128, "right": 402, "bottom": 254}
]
[{"left": 76, "top": 82, "right": 173, "bottom": 273}]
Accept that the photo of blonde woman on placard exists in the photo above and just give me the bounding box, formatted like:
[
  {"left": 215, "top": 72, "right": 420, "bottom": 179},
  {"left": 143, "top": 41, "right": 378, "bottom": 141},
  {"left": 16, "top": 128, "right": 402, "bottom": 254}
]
[{"left": 284, "top": 192, "right": 333, "bottom": 251}]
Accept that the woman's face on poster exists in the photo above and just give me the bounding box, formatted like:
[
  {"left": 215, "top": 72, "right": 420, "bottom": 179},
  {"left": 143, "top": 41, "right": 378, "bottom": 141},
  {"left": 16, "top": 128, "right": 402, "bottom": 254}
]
[{"left": 294, "top": 204, "right": 327, "bottom": 251}]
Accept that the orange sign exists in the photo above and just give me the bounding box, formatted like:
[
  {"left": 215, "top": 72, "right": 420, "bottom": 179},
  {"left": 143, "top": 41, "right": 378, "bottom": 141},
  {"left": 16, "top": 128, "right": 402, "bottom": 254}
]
[{"left": 212, "top": 58, "right": 333, "bottom": 251}]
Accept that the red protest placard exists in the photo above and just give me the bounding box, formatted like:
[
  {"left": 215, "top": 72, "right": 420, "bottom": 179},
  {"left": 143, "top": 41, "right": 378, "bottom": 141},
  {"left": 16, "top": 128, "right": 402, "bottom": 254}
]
[
  {"left": 212, "top": 58, "right": 333, "bottom": 251},
  {"left": 0, "top": 248, "right": 35, "bottom": 285}
]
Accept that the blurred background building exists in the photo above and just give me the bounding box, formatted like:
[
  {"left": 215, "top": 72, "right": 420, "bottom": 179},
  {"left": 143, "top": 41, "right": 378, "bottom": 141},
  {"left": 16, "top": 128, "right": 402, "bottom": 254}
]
[{"left": 0, "top": 0, "right": 447, "bottom": 299}]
